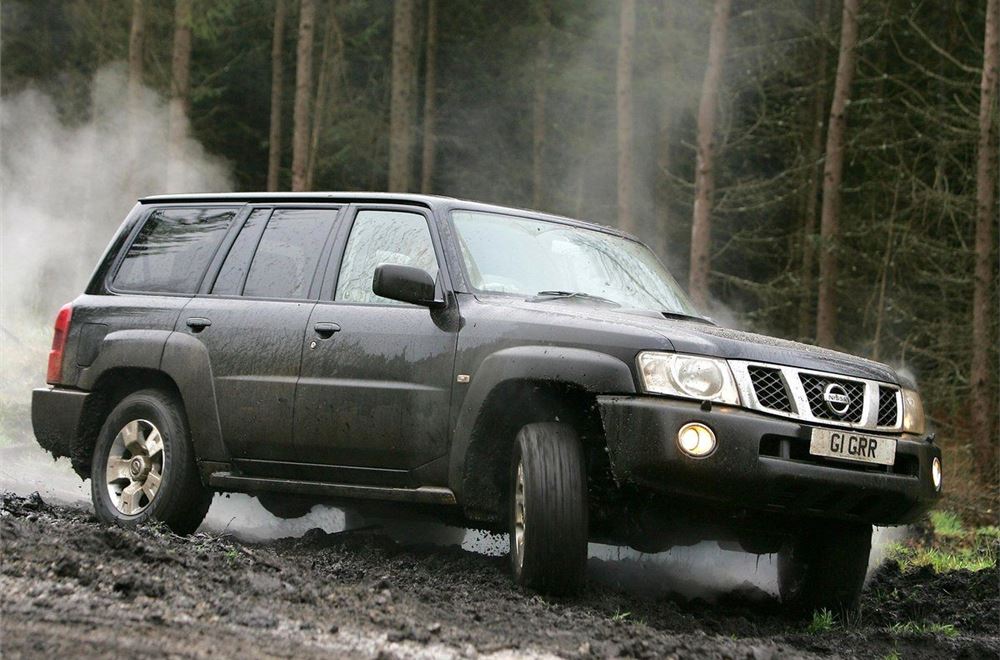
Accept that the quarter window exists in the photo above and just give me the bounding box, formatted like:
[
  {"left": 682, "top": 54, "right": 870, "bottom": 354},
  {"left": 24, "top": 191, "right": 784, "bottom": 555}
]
[
  {"left": 114, "top": 207, "right": 237, "bottom": 294},
  {"left": 335, "top": 210, "right": 438, "bottom": 304}
]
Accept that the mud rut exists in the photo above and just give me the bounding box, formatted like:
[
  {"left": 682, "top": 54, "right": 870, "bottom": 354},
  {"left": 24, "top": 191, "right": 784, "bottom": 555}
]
[{"left": 1, "top": 492, "right": 997, "bottom": 659}]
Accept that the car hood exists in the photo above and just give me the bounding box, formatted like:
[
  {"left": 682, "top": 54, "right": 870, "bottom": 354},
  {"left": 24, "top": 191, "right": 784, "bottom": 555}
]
[{"left": 491, "top": 296, "right": 900, "bottom": 384}]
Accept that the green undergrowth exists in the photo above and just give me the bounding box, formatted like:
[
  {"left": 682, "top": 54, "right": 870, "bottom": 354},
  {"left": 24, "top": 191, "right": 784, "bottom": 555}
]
[
  {"left": 887, "top": 621, "right": 958, "bottom": 637},
  {"left": 886, "top": 510, "right": 999, "bottom": 573},
  {"left": 806, "top": 608, "right": 836, "bottom": 634}
]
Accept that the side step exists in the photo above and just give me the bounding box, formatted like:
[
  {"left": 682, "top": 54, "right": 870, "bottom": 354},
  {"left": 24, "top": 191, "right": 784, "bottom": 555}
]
[{"left": 207, "top": 472, "right": 457, "bottom": 506}]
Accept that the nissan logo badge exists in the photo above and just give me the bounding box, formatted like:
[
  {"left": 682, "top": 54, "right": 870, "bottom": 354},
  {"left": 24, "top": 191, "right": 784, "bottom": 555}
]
[{"left": 822, "top": 383, "right": 851, "bottom": 416}]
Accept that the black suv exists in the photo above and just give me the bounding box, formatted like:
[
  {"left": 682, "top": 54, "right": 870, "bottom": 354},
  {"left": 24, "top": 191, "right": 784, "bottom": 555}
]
[{"left": 32, "top": 193, "right": 941, "bottom": 610}]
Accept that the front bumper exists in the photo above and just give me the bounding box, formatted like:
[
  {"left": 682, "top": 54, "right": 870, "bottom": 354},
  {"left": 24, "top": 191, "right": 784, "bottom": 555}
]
[{"left": 598, "top": 395, "right": 941, "bottom": 526}]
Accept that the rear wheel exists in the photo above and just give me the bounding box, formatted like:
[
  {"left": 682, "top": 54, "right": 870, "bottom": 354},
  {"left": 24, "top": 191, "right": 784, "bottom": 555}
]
[
  {"left": 509, "top": 422, "right": 588, "bottom": 596},
  {"left": 91, "top": 390, "right": 212, "bottom": 535},
  {"left": 778, "top": 521, "right": 872, "bottom": 613}
]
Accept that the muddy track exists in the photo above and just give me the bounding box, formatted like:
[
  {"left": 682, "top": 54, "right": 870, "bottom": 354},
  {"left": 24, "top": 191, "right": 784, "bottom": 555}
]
[{"left": 1, "top": 492, "right": 996, "bottom": 659}]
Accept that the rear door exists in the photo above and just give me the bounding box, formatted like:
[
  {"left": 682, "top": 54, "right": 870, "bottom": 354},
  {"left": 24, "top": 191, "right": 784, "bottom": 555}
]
[
  {"left": 179, "top": 205, "right": 342, "bottom": 465},
  {"left": 293, "top": 206, "right": 458, "bottom": 484}
]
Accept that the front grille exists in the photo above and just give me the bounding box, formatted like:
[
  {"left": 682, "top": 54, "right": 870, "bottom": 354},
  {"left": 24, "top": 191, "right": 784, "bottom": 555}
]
[
  {"left": 748, "top": 366, "right": 792, "bottom": 412},
  {"left": 731, "top": 360, "right": 904, "bottom": 432},
  {"left": 877, "top": 386, "right": 899, "bottom": 427},
  {"left": 799, "top": 374, "right": 865, "bottom": 422}
]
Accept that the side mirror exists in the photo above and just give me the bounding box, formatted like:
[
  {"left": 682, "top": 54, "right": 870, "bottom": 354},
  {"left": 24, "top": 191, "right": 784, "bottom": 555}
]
[{"left": 372, "top": 264, "right": 444, "bottom": 308}]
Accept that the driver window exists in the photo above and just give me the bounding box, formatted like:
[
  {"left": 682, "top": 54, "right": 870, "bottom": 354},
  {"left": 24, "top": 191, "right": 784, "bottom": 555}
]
[{"left": 335, "top": 210, "right": 439, "bottom": 304}]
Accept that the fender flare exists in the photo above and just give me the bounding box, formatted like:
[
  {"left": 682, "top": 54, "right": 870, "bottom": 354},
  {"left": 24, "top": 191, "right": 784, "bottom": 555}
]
[
  {"left": 447, "top": 345, "right": 637, "bottom": 500},
  {"left": 76, "top": 329, "right": 169, "bottom": 389},
  {"left": 160, "top": 331, "right": 226, "bottom": 462},
  {"left": 76, "top": 329, "right": 227, "bottom": 464}
]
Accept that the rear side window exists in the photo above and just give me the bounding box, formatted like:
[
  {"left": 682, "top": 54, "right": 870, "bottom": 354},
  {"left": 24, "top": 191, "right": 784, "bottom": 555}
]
[
  {"left": 240, "top": 208, "right": 339, "bottom": 299},
  {"left": 114, "top": 207, "right": 237, "bottom": 293}
]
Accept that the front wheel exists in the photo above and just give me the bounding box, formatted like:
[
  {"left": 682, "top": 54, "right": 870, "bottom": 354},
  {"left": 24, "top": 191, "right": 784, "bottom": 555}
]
[
  {"left": 778, "top": 521, "right": 872, "bottom": 613},
  {"left": 91, "top": 390, "right": 212, "bottom": 535},
  {"left": 509, "top": 422, "right": 588, "bottom": 596}
]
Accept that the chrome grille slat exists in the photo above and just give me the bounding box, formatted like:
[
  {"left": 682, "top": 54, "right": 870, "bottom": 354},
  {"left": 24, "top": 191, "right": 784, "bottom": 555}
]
[{"left": 729, "top": 361, "right": 902, "bottom": 432}]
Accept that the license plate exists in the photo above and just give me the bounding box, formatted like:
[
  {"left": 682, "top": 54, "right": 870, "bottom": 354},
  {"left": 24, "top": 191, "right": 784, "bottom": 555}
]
[{"left": 809, "top": 428, "right": 896, "bottom": 466}]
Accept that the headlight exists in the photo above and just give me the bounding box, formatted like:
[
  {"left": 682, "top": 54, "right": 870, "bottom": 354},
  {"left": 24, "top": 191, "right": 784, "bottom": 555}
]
[
  {"left": 901, "top": 388, "right": 926, "bottom": 434},
  {"left": 637, "top": 352, "right": 741, "bottom": 406}
]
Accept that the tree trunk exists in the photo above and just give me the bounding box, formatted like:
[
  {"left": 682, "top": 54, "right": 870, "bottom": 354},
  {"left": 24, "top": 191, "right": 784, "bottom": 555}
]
[
  {"left": 797, "top": 0, "right": 829, "bottom": 342},
  {"left": 616, "top": 0, "right": 636, "bottom": 233},
  {"left": 306, "top": 5, "right": 342, "bottom": 190},
  {"left": 531, "top": 0, "right": 551, "bottom": 209},
  {"left": 267, "top": 0, "right": 288, "bottom": 191},
  {"left": 420, "top": 0, "right": 438, "bottom": 194},
  {"left": 127, "top": 0, "right": 145, "bottom": 120},
  {"left": 656, "top": 100, "right": 672, "bottom": 260},
  {"left": 871, "top": 182, "right": 900, "bottom": 361},
  {"left": 291, "top": 0, "right": 316, "bottom": 192},
  {"left": 388, "top": 0, "right": 417, "bottom": 192},
  {"left": 688, "top": 0, "right": 731, "bottom": 309},
  {"left": 656, "top": 3, "right": 675, "bottom": 260},
  {"left": 167, "top": 0, "right": 193, "bottom": 191},
  {"left": 971, "top": 0, "right": 999, "bottom": 479},
  {"left": 815, "top": 0, "right": 860, "bottom": 348}
]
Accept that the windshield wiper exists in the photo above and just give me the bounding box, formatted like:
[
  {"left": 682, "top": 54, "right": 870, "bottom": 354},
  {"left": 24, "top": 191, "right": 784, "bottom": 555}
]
[{"left": 533, "top": 290, "right": 621, "bottom": 307}]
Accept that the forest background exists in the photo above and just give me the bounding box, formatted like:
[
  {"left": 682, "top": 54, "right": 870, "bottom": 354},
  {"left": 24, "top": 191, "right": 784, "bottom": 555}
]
[{"left": 1, "top": 0, "right": 997, "bottom": 517}]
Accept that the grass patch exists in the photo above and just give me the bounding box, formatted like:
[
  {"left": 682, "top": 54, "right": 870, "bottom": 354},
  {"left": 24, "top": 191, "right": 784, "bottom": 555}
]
[
  {"left": 888, "top": 621, "right": 958, "bottom": 637},
  {"left": 889, "top": 542, "right": 996, "bottom": 573},
  {"left": 929, "top": 511, "right": 965, "bottom": 538},
  {"left": 806, "top": 609, "right": 836, "bottom": 634},
  {"left": 886, "top": 510, "right": 998, "bottom": 573}
]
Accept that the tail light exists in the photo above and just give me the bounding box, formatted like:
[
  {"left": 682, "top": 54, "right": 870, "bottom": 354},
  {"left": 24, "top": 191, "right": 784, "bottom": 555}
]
[{"left": 46, "top": 303, "right": 73, "bottom": 385}]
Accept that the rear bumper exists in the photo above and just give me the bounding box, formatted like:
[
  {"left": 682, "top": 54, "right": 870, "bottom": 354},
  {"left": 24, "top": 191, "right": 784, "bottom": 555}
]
[
  {"left": 31, "top": 387, "right": 91, "bottom": 467},
  {"left": 597, "top": 395, "right": 941, "bottom": 526}
]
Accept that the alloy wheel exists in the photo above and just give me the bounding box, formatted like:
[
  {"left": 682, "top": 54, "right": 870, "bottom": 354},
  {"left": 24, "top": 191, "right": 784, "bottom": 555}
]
[{"left": 105, "top": 419, "right": 166, "bottom": 516}]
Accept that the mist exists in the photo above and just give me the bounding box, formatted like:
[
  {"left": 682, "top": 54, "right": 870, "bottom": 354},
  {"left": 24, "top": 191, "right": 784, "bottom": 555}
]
[
  {"left": 0, "top": 62, "right": 231, "bottom": 528},
  {"left": 0, "top": 63, "right": 231, "bottom": 324}
]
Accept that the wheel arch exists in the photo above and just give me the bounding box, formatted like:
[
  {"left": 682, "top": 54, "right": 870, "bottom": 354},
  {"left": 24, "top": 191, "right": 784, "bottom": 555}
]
[
  {"left": 71, "top": 367, "right": 185, "bottom": 478},
  {"left": 70, "top": 329, "right": 224, "bottom": 479},
  {"left": 449, "top": 345, "right": 636, "bottom": 526}
]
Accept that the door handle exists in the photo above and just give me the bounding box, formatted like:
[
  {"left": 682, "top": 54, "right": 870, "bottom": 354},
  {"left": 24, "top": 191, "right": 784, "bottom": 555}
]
[
  {"left": 313, "top": 322, "right": 341, "bottom": 339},
  {"left": 186, "top": 317, "right": 212, "bottom": 332}
]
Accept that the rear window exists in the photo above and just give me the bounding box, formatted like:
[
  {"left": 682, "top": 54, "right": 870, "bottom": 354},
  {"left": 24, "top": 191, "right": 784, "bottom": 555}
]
[{"left": 114, "top": 207, "right": 237, "bottom": 294}]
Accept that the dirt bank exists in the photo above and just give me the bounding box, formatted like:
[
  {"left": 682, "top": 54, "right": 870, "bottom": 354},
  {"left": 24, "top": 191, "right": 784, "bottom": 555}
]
[{"left": 2, "top": 492, "right": 996, "bottom": 659}]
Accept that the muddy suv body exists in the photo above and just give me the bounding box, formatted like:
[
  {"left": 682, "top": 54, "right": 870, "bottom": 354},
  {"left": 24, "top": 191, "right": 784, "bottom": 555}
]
[{"left": 33, "top": 193, "right": 941, "bottom": 609}]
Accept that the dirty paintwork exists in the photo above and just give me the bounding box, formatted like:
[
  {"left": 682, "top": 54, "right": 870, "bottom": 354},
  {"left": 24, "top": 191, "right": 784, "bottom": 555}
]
[{"left": 32, "top": 192, "right": 939, "bottom": 550}]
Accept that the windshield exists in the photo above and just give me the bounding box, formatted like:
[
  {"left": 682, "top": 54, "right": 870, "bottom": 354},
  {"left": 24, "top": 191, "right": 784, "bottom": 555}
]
[{"left": 451, "top": 211, "right": 701, "bottom": 317}]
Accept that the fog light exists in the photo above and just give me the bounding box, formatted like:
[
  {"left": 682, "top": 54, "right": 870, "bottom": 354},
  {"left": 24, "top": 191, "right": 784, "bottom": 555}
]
[
  {"left": 677, "top": 422, "right": 717, "bottom": 458},
  {"left": 931, "top": 457, "right": 942, "bottom": 491}
]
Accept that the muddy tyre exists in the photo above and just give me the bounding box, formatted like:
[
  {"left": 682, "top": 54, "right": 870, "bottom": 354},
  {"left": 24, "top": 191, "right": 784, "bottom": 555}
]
[
  {"left": 509, "top": 422, "right": 588, "bottom": 596},
  {"left": 257, "top": 493, "right": 314, "bottom": 519},
  {"left": 778, "top": 522, "right": 872, "bottom": 613},
  {"left": 91, "top": 389, "right": 212, "bottom": 535}
]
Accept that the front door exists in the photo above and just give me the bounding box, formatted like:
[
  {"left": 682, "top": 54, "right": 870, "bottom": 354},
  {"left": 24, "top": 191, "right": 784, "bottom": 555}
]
[
  {"left": 294, "top": 207, "right": 458, "bottom": 484},
  {"left": 180, "top": 205, "right": 342, "bottom": 463}
]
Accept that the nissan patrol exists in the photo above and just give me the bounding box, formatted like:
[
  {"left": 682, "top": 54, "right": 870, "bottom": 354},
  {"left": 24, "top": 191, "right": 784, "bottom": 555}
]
[{"left": 32, "top": 193, "right": 942, "bottom": 611}]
